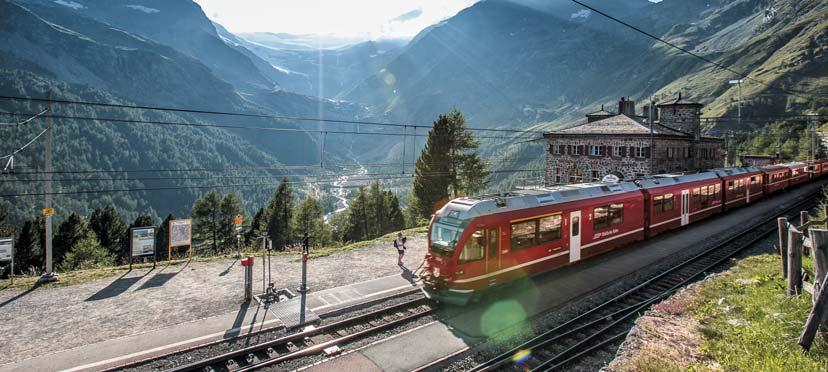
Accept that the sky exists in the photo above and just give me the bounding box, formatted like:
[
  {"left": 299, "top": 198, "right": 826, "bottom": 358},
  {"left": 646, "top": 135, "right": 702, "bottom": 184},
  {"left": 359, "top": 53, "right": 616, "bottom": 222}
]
[{"left": 193, "top": 0, "right": 478, "bottom": 39}]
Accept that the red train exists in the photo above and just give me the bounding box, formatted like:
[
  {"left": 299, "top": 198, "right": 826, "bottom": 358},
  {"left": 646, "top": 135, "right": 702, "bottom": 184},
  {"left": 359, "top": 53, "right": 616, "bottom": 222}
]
[{"left": 421, "top": 161, "right": 828, "bottom": 304}]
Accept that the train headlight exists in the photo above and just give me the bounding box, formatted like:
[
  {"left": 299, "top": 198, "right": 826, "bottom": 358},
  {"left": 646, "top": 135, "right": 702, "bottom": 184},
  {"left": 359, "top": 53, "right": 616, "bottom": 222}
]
[{"left": 433, "top": 267, "right": 440, "bottom": 278}]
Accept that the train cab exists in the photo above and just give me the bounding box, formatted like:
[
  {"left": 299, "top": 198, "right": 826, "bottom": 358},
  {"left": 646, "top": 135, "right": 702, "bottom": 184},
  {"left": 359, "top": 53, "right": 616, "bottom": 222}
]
[
  {"left": 809, "top": 161, "right": 822, "bottom": 179},
  {"left": 783, "top": 162, "right": 810, "bottom": 187},
  {"left": 711, "top": 166, "right": 764, "bottom": 210},
  {"left": 761, "top": 165, "right": 790, "bottom": 195},
  {"left": 422, "top": 181, "right": 644, "bottom": 304},
  {"left": 820, "top": 159, "right": 828, "bottom": 177},
  {"left": 639, "top": 172, "right": 723, "bottom": 238}
]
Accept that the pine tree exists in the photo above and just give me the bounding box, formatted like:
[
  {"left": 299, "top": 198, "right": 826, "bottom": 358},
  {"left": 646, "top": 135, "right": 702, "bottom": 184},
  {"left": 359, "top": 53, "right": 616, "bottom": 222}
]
[
  {"left": 412, "top": 109, "right": 488, "bottom": 220},
  {"left": 366, "top": 181, "right": 387, "bottom": 238},
  {"left": 384, "top": 191, "right": 406, "bottom": 233},
  {"left": 15, "top": 218, "right": 43, "bottom": 274},
  {"left": 344, "top": 186, "right": 369, "bottom": 242},
  {"left": 89, "top": 205, "right": 128, "bottom": 263},
  {"left": 220, "top": 192, "right": 244, "bottom": 251},
  {"left": 292, "top": 196, "right": 332, "bottom": 247},
  {"left": 54, "top": 213, "right": 89, "bottom": 267},
  {"left": 191, "top": 189, "right": 223, "bottom": 254},
  {"left": 245, "top": 208, "right": 264, "bottom": 246},
  {"left": 156, "top": 213, "right": 174, "bottom": 256},
  {"left": 60, "top": 230, "right": 114, "bottom": 271},
  {"left": 265, "top": 178, "right": 294, "bottom": 250}
]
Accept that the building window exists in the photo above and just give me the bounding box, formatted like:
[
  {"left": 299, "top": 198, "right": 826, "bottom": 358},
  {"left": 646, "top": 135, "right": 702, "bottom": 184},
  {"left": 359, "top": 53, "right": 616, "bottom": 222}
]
[
  {"left": 572, "top": 145, "right": 582, "bottom": 155},
  {"left": 633, "top": 146, "right": 648, "bottom": 158},
  {"left": 589, "top": 145, "right": 600, "bottom": 156},
  {"left": 553, "top": 144, "right": 561, "bottom": 154},
  {"left": 591, "top": 170, "right": 600, "bottom": 181},
  {"left": 613, "top": 146, "right": 622, "bottom": 157},
  {"left": 593, "top": 203, "right": 624, "bottom": 230}
]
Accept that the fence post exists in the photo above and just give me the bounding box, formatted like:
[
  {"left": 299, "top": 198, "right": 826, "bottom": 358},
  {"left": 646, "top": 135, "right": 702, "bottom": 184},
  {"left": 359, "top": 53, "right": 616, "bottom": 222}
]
[
  {"left": 798, "top": 272, "right": 828, "bottom": 352},
  {"left": 779, "top": 217, "right": 788, "bottom": 279},
  {"left": 801, "top": 211, "right": 811, "bottom": 257},
  {"left": 811, "top": 228, "right": 828, "bottom": 302},
  {"left": 788, "top": 227, "right": 803, "bottom": 296}
]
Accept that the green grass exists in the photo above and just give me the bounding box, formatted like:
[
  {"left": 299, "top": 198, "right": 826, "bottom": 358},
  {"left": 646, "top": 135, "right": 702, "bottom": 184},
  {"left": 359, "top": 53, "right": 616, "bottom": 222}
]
[
  {"left": 0, "top": 226, "right": 428, "bottom": 291},
  {"left": 689, "top": 254, "right": 828, "bottom": 370}
]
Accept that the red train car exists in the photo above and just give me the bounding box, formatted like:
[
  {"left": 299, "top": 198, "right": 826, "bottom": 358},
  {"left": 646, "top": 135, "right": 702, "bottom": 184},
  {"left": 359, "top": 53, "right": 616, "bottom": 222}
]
[
  {"left": 712, "top": 166, "right": 764, "bottom": 210},
  {"left": 761, "top": 165, "right": 790, "bottom": 195},
  {"left": 639, "top": 172, "right": 723, "bottom": 237},
  {"left": 784, "top": 162, "right": 810, "bottom": 186},
  {"left": 422, "top": 182, "right": 644, "bottom": 304}
]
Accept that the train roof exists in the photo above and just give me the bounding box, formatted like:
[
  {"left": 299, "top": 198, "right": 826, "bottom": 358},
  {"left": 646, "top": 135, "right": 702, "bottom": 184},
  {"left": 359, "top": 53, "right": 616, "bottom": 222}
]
[
  {"left": 438, "top": 181, "right": 640, "bottom": 221},
  {"left": 710, "top": 166, "right": 761, "bottom": 177},
  {"left": 778, "top": 161, "right": 807, "bottom": 169},
  {"left": 637, "top": 171, "right": 719, "bottom": 189}
]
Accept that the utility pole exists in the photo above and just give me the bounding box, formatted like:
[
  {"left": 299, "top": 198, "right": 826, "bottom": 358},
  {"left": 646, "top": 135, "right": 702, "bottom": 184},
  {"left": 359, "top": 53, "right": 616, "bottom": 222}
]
[
  {"left": 729, "top": 79, "right": 744, "bottom": 129},
  {"left": 41, "top": 92, "right": 57, "bottom": 282},
  {"left": 298, "top": 232, "right": 309, "bottom": 325},
  {"left": 649, "top": 96, "right": 654, "bottom": 176}
]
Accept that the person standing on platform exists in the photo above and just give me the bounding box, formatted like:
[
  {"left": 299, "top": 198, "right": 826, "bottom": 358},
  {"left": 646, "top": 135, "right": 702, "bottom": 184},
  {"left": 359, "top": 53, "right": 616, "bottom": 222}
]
[{"left": 394, "top": 232, "right": 407, "bottom": 266}]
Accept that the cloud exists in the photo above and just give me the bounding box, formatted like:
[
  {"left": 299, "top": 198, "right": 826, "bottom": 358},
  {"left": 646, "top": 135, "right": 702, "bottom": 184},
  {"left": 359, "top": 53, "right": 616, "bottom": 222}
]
[{"left": 391, "top": 8, "right": 423, "bottom": 23}]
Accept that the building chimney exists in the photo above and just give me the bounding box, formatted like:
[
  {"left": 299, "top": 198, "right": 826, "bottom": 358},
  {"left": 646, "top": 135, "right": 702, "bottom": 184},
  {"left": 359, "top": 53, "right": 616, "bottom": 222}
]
[{"left": 618, "top": 97, "right": 636, "bottom": 116}]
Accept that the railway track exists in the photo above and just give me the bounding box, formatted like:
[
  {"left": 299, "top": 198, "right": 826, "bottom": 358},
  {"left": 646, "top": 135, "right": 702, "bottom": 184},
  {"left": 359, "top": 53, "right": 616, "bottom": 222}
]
[
  {"left": 166, "top": 296, "right": 433, "bottom": 372},
  {"left": 469, "top": 194, "right": 818, "bottom": 372}
]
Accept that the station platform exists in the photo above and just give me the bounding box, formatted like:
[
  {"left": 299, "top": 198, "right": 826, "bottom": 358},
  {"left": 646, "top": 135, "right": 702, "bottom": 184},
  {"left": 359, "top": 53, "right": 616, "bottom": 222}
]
[
  {"left": 0, "top": 272, "right": 420, "bottom": 372},
  {"left": 305, "top": 180, "right": 828, "bottom": 372}
]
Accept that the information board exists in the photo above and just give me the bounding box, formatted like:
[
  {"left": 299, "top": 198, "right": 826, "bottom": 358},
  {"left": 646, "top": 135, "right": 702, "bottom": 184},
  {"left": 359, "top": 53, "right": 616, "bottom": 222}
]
[
  {"left": 130, "top": 227, "right": 156, "bottom": 257},
  {"left": 0, "top": 238, "right": 12, "bottom": 262},
  {"left": 169, "top": 219, "right": 192, "bottom": 248}
]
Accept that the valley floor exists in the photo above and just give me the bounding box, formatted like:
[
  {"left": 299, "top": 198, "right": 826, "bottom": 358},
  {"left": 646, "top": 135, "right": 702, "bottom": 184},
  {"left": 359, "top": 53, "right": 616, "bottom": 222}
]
[{"left": 0, "top": 234, "right": 426, "bottom": 367}]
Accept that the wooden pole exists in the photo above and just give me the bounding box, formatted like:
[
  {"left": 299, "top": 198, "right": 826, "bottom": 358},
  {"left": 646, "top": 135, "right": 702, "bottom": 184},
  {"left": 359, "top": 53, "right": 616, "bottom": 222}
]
[
  {"left": 811, "top": 228, "right": 828, "bottom": 301},
  {"left": 779, "top": 217, "right": 788, "bottom": 279},
  {"left": 799, "top": 272, "right": 828, "bottom": 352},
  {"left": 788, "top": 227, "right": 803, "bottom": 296},
  {"left": 801, "top": 211, "right": 811, "bottom": 257}
]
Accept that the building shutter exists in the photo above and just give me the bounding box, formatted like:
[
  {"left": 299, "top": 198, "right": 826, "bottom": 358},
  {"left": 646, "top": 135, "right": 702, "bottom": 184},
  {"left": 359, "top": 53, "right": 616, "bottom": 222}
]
[
  {"left": 621, "top": 146, "right": 627, "bottom": 157},
  {"left": 548, "top": 144, "right": 553, "bottom": 154},
  {"left": 567, "top": 145, "right": 572, "bottom": 155},
  {"left": 645, "top": 146, "right": 651, "bottom": 158},
  {"left": 628, "top": 146, "right": 634, "bottom": 157},
  {"left": 600, "top": 145, "right": 606, "bottom": 156}
]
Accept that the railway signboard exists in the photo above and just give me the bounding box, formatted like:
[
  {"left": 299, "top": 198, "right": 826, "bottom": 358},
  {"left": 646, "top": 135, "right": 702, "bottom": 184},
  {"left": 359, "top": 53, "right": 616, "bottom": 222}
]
[
  {"left": 42, "top": 208, "right": 55, "bottom": 217},
  {"left": 168, "top": 219, "right": 192, "bottom": 261},
  {"left": 129, "top": 227, "right": 156, "bottom": 269},
  {"left": 234, "top": 214, "right": 243, "bottom": 226},
  {"left": 0, "top": 238, "right": 12, "bottom": 262}
]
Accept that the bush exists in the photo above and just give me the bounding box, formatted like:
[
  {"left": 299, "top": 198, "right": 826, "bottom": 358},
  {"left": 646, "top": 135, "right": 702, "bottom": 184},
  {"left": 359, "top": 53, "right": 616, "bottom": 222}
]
[{"left": 60, "top": 231, "right": 115, "bottom": 271}]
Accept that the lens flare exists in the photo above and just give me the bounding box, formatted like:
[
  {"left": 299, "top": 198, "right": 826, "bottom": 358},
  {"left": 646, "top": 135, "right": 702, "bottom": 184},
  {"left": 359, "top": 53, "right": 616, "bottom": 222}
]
[
  {"left": 512, "top": 349, "right": 531, "bottom": 364},
  {"left": 480, "top": 300, "right": 528, "bottom": 340}
]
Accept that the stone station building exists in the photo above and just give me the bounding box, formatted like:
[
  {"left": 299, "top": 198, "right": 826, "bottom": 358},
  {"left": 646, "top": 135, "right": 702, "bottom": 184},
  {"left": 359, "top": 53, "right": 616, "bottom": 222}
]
[{"left": 544, "top": 95, "right": 723, "bottom": 185}]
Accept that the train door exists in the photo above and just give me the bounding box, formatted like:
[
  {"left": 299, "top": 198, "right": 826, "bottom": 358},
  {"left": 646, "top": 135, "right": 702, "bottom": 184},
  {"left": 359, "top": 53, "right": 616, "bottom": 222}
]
[
  {"left": 680, "top": 190, "right": 690, "bottom": 226},
  {"left": 569, "top": 211, "right": 581, "bottom": 263},
  {"left": 745, "top": 177, "right": 751, "bottom": 203},
  {"left": 485, "top": 227, "right": 500, "bottom": 274}
]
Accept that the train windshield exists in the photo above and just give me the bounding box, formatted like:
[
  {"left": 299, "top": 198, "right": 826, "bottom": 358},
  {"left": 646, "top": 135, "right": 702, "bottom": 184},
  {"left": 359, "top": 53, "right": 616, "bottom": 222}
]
[{"left": 429, "top": 213, "right": 467, "bottom": 255}]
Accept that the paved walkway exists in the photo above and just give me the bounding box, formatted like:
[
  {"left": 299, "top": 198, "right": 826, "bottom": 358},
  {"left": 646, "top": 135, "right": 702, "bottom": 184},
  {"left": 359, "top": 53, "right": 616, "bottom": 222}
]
[{"left": 0, "top": 235, "right": 425, "bottom": 369}]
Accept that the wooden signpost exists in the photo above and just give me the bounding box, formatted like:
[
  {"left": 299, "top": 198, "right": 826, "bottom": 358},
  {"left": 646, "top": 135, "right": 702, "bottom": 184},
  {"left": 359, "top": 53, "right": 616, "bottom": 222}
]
[{"left": 168, "top": 219, "right": 192, "bottom": 262}]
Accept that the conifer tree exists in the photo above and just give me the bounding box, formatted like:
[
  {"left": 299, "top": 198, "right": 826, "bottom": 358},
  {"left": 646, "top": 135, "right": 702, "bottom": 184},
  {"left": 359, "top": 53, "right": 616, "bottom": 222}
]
[
  {"left": 245, "top": 208, "right": 265, "bottom": 246},
  {"left": 15, "top": 218, "right": 43, "bottom": 274},
  {"left": 384, "top": 191, "right": 406, "bottom": 233},
  {"left": 366, "top": 181, "right": 387, "bottom": 237},
  {"left": 344, "top": 186, "right": 369, "bottom": 242},
  {"left": 265, "top": 178, "right": 294, "bottom": 250},
  {"left": 220, "top": 192, "right": 244, "bottom": 249},
  {"left": 412, "top": 109, "right": 488, "bottom": 219},
  {"left": 89, "top": 205, "right": 127, "bottom": 262},
  {"left": 292, "top": 196, "right": 332, "bottom": 247},
  {"left": 156, "top": 213, "right": 174, "bottom": 255},
  {"left": 54, "top": 213, "right": 89, "bottom": 267},
  {"left": 191, "top": 190, "right": 223, "bottom": 254}
]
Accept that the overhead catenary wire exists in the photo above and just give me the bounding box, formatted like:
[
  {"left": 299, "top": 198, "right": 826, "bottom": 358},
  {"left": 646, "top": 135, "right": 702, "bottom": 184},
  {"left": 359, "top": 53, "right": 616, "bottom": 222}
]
[
  {"left": 0, "top": 95, "right": 548, "bottom": 135},
  {"left": 0, "top": 168, "right": 544, "bottom": 198},
  {"left": 568, "top": 0, "right": 827, "bottom": 100},
  {"left": 0, "top": 108, "right": 48, "bottom": 127}
]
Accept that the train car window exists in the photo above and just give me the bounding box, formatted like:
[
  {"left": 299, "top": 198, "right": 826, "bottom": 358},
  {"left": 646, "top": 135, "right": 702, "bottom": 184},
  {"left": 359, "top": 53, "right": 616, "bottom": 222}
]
[
  {"left": 654, "top": 193, "right": 674, "bottom": 213},
  {"left": 750, "top": 176, "right": 758, "bottom": 185},
  {"left": 487, "top": 228, "right": 498, "bottom": 259},
  {"left": 594, "top": 204, "right": 623, "bottom": 229},
  {"left": 714, "top": 184, "right": 721, "bottom": 198},
  {"left": 572, "top": 217, "right": 580, "bottom": 236},
  {"left": 609, "top": 203, "right": 624, "bottom": 225},
  {"left": 538, "top": 214, "right": 562, "bottom": 242},
  {"left": 459, "top": 229, "right": 485, "bottom": 263},
  {"left": 510, "top": 220, "right": 537, "bottom": 250},
  {"left": 593, "top": 205, "right": 609, "bottom": 229},
  {"left": 727, "top": 181, "right": 734, "bottom": 191},
  {"left": 692, "top": 188, "right": 701, "bottom": 202}
]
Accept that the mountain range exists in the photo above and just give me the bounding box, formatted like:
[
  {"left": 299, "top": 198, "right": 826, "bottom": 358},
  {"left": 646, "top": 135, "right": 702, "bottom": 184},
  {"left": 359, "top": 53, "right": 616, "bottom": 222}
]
[{"left": 1, "top": 0, "right": 826, "bottom": 224}]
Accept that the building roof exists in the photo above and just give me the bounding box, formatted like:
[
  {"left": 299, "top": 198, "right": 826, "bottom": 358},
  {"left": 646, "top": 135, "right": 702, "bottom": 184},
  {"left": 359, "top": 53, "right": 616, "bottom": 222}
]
[
  {"left": 547, "top": 114, "right": 689, "bottom": 137},
  {"left": 637, "top": 171, "right": 720, "bottom": 189},
  {"left": 586, "top": 104, "right": 613, "bottom": 117},
  {"left": 656, "top": 93, "right": 703, "bottom": 107}
]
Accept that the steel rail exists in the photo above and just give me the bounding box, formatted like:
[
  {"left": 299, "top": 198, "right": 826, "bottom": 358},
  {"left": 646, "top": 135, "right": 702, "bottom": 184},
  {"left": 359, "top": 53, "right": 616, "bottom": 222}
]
[
  {"left": 470, "top": 191, "right": 819, "bottom": 372},
  {"left": 166, "top": 297, "right": 432, "bottom": 372}
]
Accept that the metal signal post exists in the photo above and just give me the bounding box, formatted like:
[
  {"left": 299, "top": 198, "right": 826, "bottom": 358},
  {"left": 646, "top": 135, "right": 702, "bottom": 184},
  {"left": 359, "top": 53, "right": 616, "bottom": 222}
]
[{"left": 299, "top": 232, "right": 309, "bottom": 325}]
